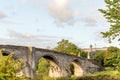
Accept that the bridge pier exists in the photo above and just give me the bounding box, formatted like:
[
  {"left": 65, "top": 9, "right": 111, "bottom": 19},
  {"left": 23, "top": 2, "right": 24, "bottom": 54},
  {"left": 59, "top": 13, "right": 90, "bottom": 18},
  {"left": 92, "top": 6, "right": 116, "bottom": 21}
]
[
  {"left": 21, "top": 46, "right": 36, "bottom": 78},
  {"left": 22, "top": 64, "right": 34, "bottom": 78}
]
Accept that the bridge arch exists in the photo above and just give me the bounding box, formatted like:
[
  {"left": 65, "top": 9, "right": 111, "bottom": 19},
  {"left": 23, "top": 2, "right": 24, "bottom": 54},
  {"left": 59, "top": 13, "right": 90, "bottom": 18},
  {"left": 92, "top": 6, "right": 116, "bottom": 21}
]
[
  {"left": 42, "top": 54, "right": 59, "bottom": 65},
  {"left": 69, "top": 59, "right": 84, "bottom": 77},
  {"left": 1, "top": 50, "right": 10, "bottom": 56},
  {"left": 35, "top": 54, "right": 61, "bottom": 78}
]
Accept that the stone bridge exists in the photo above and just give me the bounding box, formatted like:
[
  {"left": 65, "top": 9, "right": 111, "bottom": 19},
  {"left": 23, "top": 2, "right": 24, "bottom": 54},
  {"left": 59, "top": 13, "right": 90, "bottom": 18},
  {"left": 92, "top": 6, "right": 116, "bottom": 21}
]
[{"left": 0, "top": 45, "right": 102, "bottom": 78}]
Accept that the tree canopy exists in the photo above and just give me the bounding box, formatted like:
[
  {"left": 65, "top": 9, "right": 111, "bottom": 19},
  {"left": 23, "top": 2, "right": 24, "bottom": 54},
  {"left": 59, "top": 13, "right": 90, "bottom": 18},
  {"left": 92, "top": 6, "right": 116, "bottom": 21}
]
[
  {"left": 93, "top": 50, "right": 105, "bottom": 66},
  {"left": 107, "top": 46, "right": 119, "bottom": 54},
  {"left": 99, "top": 0, "right": 120, "bottom": 43},
  {"left": 53, "top": 39, "right": 80, "bottom": 55},
  {"left": 104, "top": 46, "right": 120, "bottom": 69}
]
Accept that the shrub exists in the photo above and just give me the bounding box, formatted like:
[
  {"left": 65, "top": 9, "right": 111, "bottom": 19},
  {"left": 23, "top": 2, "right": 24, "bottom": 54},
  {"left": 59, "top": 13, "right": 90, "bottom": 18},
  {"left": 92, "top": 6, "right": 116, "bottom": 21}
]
[{"left": 0, "top": 50, "right": 25, "bottom": 80}]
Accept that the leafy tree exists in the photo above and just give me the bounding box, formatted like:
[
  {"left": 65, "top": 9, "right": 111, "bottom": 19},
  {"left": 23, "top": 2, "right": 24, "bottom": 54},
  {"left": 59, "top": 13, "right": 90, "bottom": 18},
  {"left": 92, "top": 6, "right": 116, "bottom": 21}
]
[
  {"left": 54, "top": 39, "right": 81, "bottom": 56},
  {"left": 80, "top": 51, "right": 87, "bottom": 58},
  {"left": 93, "top": 46, "right": 120, "bottom": 67},
  {"left": 94, "top": 50, "right": 105, "bottom": 66},
  {"left": 107, "top": 46, "right": 119, "bottom": 54},
  {"left": 104, "top": 46, "right": 120, "bottom": 69},
  {"left": 99, "top": 0, "right": 120, "bottom": 43},
  {"left": 104, "top": 51, "right": 120, "bottom": 69}
]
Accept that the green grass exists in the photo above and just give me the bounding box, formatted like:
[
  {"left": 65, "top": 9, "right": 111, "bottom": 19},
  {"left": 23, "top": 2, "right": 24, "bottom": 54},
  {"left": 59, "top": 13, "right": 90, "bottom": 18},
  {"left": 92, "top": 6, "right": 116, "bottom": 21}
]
[
  {"left": 89, "top": 70, "right": 120, "bottom": 76},
  {"left": 28, "top": 68, "right": 120, "bottom": 80},
  {"left": 78, "top": 70, "right": 120, "bottom": 80}
]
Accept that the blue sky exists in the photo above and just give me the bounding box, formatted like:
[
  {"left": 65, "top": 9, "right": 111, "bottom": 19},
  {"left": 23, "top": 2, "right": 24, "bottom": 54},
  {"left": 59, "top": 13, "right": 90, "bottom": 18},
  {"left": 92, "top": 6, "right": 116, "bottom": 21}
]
[{"left": 0, "top": 0, "right": 119, "bottom": 49}]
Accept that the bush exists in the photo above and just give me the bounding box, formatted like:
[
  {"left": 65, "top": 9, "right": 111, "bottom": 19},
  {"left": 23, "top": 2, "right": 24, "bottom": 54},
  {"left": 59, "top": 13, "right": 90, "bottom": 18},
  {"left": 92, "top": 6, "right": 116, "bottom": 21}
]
[{"left": 0, "top": 50, "right": 25, "bottom": 80}]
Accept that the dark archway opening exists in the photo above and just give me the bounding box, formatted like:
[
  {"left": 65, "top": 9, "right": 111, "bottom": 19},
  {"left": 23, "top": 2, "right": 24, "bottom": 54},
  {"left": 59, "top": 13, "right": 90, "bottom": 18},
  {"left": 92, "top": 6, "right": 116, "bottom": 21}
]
[
  {"left": 1, "top": 50, "right": 10, "bottom": 56},
  {"left": 69, "top": 64, "right": 74, "bottom": 75}
]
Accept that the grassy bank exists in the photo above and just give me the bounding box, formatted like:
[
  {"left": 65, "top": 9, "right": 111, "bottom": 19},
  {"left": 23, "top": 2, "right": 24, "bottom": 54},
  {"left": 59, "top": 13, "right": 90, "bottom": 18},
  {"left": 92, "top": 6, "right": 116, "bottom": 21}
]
[
  {"left": 30, "top": 70, "right": 120, "bottom": 80},
  {"left": 77, "top": 70, "right": 120, "bottom": 80}
]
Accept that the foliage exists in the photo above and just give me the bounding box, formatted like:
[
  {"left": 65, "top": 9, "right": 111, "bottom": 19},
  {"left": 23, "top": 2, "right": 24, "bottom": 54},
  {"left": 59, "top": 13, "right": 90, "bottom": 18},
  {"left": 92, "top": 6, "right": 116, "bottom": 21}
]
[
  {"left": 93, "top": 46, "right": 120, "bottom": 68},
  {"left": 93, "top": 50, "right": 105, "bottom": 66},
  {"left": 0, "top": 50, "right": 24, "bottom": 80},
  {"left": 80, "top": 51, "right": 87, "bottom": 58},
  {"left": 107, "top": 46, "right": 119, "bottom": 54},
  {"left": 35, "top": 58, "right": 50, "bottom": 80},
  {"left": 99, "top": 0, "right": 120, "bottom": 43},
  {"left": 104, "top": 51, "right": 120, "bottom": 70},
  {"left": 0, "top": 49, "right": 3, "bottom": 59},
  {"left": 104, "top": 46, "right": 120, "bottom": 68},
  {"left": 54, "top": 39, "right": 81, "bottom": 56}
]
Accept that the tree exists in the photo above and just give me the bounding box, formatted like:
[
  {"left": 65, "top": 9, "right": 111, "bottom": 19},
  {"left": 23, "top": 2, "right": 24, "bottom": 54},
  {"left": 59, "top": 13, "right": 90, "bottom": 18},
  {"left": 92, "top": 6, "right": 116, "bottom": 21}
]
[
  {"left": 107, "top": 46, "right": 119, "bottom": 54},
  {"left": 93, "top": 50, "right": 105, "bottom": 66},
  {"left": 104, "top": 51, "right": 120, "bottom": 69},
  {"left": 80, "top": 51, "right": 87, "bottom": 58},
  {"left": 93, "top": 46, "right": 120, "bottom": 67},
  {"left": 99, "top": 0, "right": 120, "bottom": 43},
  {"left": 104, "top": 46, "right": 120, "bottom": 68},
  {"left": 53, "top": 39, "right": 81, "bottom": 56}
]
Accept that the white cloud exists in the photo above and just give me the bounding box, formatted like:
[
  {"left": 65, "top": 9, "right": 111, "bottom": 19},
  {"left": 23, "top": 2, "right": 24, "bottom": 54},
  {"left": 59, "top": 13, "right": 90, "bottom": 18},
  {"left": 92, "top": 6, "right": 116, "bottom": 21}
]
[
  {"left": 77, "top": 0, "right": 90, "bottom": 2},
  {"left": 47, "top": 0, "right": 77, "bottom": 26},
  {"left": 53, "top": 0, "right": 70, "bottom": 7},
  {"left": 0, "top": 11, "right": 6, "bottom": 19},
  {"left": 14, "top": 0, "right": 44, "bottom": 5},
  {"left": 7, "top": 29, "right": 31, "bottom": 39},
  {"left": 74, "top": 10, "right": 81, "bottom": 16},
  {"left": 7, "top": 29, "right": 59, "bottom": 40},
  {"left": 82, "top": 17, "right": 97, "bottom": 26},
  {"left": 4, "top": 29, "right": 61, "bottom": 48},
  {"left": 90, "top": 9, "right": 107, "bottom": 23}
]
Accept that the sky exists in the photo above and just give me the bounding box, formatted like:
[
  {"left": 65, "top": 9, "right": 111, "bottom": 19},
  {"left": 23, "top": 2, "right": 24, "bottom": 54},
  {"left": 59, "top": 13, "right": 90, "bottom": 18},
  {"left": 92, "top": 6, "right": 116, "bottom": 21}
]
[{"left": 0, "top": 0, "right": 119, "bottom": 49}]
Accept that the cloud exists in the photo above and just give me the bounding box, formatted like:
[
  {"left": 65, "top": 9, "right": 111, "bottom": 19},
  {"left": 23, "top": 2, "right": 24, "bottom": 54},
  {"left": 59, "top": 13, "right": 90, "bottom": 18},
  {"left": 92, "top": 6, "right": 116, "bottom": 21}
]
[
  {"left": 77, "top": 0, "right": 90, "bottom": 2},
  {"left": 14, "top": 0, "right": 43, "bottom": 5},
  {"left": 47, "top": 0, "right": 76, "bottom": 26},
  {"left": 0, "top": 20, "right": 19, "bottom": 25},
  {"left": 93, "top": 30, "right": 120, "bottom": 48},
  {"left": 47, "top": 0, "right": 95, "bottom": 27},
  {"left": 0, "top": 11, "right": 6, "bottom": 19},
  {"left": 5, "top": 29, "right": 61, "bottom": 48},
  {"left": 82, "top": 17, "right": 97, "bottom": 26},
  {"left": 93, "top": 29, "right": 109, "bottom": 44},
  {"left": 14, "top": 0, "right": 29, "bottom": 4},
  {"left": 7, "top": 29, "right": 59, "bottom": 40},
  {"left": 90, "top": 9, "right": 107, "bottom": 24},
  {"left": 7, "top": 29, "right": 32, "bottom": 39},
  {"left": 13, "top": 0, "right": 81, "bottom": 26}
]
